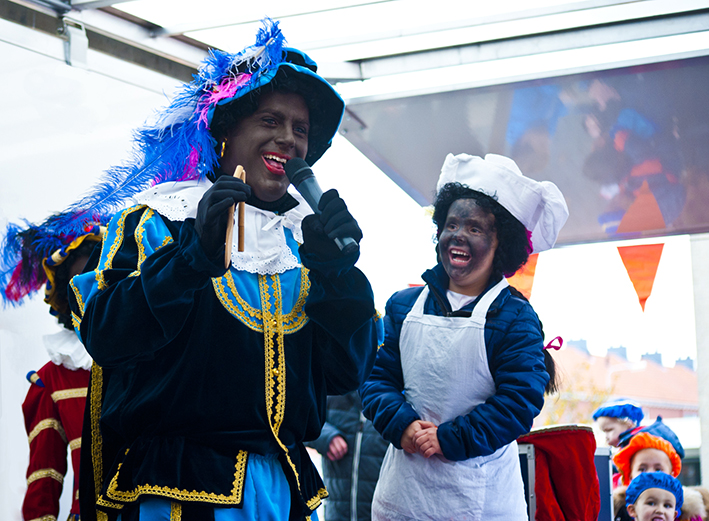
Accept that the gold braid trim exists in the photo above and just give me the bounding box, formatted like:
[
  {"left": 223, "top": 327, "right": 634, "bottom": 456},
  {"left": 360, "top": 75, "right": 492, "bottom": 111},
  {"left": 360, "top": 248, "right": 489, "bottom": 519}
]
[
  {"left": 27, "top": 468, "right": 63, "bottom": 485},
  {"left": 69, "top": 437, "right": 81, "bottom": 451},
  {"left": 282, "top": 268, "right": 310, "bottom": 334},
  {"left": 51, "top": 388, "right": 87, "bottom": 402},
  {"left": 104, "top": 450, "right": 248, "bottom": 504},
  {"left": 97, "top": 206, "right": 146, "bottom": 291},
  {"left": 134, "top": 207, "right": 155, "bottom": 272},
  {"left": 27, "top": 515, "right": 57, "bottom": 521},
  {"left": 212, "top": 272, "right": 263, "bottom": 332},
  {"left": 306, "top": 488, "right": 329, "bottom": 510},
  {"left": 28, "top": 418, "right": 67, "bottom": 445},
  {"left": 71, "top": 310, "right": 82, "bottom": 330},
  {"left": 89, "top": 364, "right": 123, "bottom": 511},
  {"left": 161, "top": 235, "right": 174, "bottom": 249},
  {"left": 212, "top": 267, "right": 310, "bottom": 333},
  {"left": 258, "top": 273, "right": 317, "bottom": 513},
  {"left": 170, "top": 502, "right": 182, "bottom": 520},
  {"left": 268, "top": 274, "right": 287, "bottom": 435},
  {"left": 69, "top": 277, "right": 86, "bottom": 319}
]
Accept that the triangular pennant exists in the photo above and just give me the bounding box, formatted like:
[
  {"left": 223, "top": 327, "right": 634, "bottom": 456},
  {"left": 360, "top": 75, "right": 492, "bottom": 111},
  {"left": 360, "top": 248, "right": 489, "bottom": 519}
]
[
  {"left": 507, "top": 253, "right": 539, "bottom": 300},
  {"left": 617, "top": 243, "right": 664, "bottom": 311},
  {"left": 616, "top": 180, "right": 666, "bottom": 234}
]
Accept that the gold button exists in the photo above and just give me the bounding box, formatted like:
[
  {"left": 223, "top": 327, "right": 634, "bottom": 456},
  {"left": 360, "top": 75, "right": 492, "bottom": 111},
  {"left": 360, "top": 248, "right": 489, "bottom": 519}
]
[{"left": 272, "top": 368, "right": 279, "bottom": 376}]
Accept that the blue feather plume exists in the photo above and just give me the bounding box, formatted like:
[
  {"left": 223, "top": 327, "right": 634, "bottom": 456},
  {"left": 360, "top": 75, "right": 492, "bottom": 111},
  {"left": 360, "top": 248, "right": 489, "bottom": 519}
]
[
  {"left": 46, "top": 17, "right": 287, "bottom": 241},
  {"left": 0, "top": 212, "right": 110, "bottom": 306}
]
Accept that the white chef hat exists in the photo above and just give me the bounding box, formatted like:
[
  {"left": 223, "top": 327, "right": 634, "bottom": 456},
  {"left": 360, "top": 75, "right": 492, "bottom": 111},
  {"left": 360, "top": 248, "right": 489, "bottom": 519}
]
[{"left": 436, "top": 153, "right": 569, "bottom": 253}]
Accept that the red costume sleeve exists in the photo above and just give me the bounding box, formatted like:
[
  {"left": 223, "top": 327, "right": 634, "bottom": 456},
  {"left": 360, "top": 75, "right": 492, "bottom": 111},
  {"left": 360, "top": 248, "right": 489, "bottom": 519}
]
[{"left": 21, "top": 362, "right": 89, "bottom": 520}]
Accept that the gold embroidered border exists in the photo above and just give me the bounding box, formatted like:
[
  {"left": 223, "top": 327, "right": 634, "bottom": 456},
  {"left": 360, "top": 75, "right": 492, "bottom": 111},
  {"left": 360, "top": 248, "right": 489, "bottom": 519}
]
[
  {"left": 27, "top": 515, "right": 57, "bottom": 521},
  {"left": 170, "top": 502, "right": 182, "bottom": 520},
  {"left": 90, "top": 364, "right": 123, "bottom": 512},
  {"left": 104, "top": 450, "right": 248, "bottom": 505},
  {"left": 69, "top": 276, "right": 87, "bottom": 318},
  {"left": 258, "top": 274, "right": 314, "bottom": 512},
  {"left": 97, "top": 206, "right": 146, "bottom": 291},
  {"left": 281, "top": 268, "right": 310, "bottom": 334},
  {"left": 212, "top": 267, "right": 310, "bottom": 334},
  {"left": 71, "top": 310, "right": 82, "bottom": 330},
  {"left": 28, "top": 418, "right": 67, "bottom": 445},
  {"left": 265, "top": 274, "right": 286, "bottom": 435},
  {"left": 69, "top": 437, "right": 81, "bottom": 451},
  {"left": 212, "top": 273, "right": 263, "bottom": 332},
  {"left": 135, "top": 207, "right": 155, "bottom": 272},
  {"left": 27, "top": 468, "right": 63, "bottom": 485},
  {"left": 51, "top": 388, "right": 87, "bottom": 402},
  {"left": 307, "top": 487, "right": 329, "bottom": 510}
]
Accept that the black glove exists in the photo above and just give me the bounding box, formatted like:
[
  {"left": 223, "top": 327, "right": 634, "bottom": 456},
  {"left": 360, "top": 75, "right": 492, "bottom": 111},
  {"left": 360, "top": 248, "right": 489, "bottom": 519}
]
[
  {"left": 301, "top": 189, "right": 362, "bottom": 260},
  {"left": 194, "top": 175, "right": 251, "bottom": 259}
]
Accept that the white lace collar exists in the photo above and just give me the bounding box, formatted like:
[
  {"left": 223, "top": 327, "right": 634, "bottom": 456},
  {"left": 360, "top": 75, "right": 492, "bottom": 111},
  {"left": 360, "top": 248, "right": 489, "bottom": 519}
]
[
  {"left": 132, "top": 180, "right": 312, "bottom": 275},
  {"left": 43, "top": 328, "right": 93, "bottom": 371}
]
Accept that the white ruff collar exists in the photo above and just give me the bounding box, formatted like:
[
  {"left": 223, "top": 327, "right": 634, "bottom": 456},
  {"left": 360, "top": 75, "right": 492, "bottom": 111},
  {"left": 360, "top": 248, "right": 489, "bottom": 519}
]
[
  {"left": 132, "top": 180, "right": 312, "bottom": 275},
  {"left": 43, "top": 328, "right": 93, "bottom": 371}
]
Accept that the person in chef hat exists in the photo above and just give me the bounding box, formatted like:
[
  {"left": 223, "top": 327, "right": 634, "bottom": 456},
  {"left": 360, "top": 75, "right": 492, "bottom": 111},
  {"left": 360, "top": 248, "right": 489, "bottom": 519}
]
[{"left": 361, "top": 153, "right": 569, "bottom": 520}]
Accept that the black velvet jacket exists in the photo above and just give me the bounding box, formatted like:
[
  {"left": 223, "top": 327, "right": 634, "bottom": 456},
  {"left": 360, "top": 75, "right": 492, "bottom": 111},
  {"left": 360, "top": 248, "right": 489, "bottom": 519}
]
[{"left": 70, "top": 203, "right": 380, "bottom": 520}]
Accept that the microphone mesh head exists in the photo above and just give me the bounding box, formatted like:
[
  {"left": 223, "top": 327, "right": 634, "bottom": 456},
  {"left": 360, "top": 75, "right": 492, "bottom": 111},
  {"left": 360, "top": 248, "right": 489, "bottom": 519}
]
[{"left": 285, "top": 158, "right": 313, "bottom": 187}]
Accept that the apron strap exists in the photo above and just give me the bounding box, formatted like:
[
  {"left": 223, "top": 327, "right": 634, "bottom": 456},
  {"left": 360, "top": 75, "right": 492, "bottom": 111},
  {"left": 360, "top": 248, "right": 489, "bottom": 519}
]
[
  {"left": 471, "top": 278, "right": 509, "bottom": 321},
  {"left": 407, "top": 286, "right": 429, "bottom": 318},
  {"left": 408, "top": 278, "right": 508, "bottom": 322}
]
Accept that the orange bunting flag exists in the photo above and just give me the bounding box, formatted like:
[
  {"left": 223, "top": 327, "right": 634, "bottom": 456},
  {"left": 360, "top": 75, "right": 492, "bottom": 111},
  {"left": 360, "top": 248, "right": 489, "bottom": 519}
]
[
  {"left": 617, "top": 243, "right": 664, "bottom": 311},
  {"left": 616, "top": 180, "right": 666, "bottom": 234},
  {"left": 507, "top": 253, "right": 539, "bottom": 300}
]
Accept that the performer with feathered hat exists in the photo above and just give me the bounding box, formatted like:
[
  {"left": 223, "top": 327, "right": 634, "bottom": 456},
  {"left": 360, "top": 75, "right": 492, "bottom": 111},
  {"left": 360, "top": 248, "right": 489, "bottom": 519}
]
[
  {"left": 1, "top": 216, "right": 107, "bottom": 521},
  {"left": 63, "top": 19, "right": 380, "bottom": 521}
]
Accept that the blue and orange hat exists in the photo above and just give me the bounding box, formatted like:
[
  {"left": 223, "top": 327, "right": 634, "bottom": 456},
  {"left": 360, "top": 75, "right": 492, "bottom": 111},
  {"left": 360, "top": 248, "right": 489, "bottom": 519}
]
[{"left": 613, "top": 432, "right": 682, "bottom": 486}]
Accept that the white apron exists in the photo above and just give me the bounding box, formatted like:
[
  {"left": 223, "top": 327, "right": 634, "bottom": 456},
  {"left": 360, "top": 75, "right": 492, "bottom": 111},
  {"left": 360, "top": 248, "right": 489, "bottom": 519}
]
[{"left": 371, "top": 278, "right": 528, "bottom": 521}]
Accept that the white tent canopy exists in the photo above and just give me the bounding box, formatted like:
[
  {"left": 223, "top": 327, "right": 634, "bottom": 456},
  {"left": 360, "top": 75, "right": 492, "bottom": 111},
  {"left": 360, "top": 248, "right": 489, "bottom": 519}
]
[{"left": 1, "top": 0, "right": 709, "bottom": 517}]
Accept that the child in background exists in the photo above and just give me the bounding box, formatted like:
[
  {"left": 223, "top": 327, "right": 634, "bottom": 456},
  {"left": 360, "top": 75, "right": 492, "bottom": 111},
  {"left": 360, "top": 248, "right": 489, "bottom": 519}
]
[
  {"left": 614, "top": 433, "right": 682, "bottom": 488},
  {"left": 613, "top": 433, "right": 708, "bottom": 521},
  {"left": 593, "top": 398, "right": 644, "bottom": 447},
  {"left": 625, "top": 472, "right": 683, "bottom": 521}
]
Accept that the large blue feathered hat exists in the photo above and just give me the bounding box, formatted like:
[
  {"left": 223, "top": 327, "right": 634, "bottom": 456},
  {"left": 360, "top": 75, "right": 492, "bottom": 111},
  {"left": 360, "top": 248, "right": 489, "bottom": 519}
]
[{"left": 43, "top": 18, "right": 344, "bottom": 241}]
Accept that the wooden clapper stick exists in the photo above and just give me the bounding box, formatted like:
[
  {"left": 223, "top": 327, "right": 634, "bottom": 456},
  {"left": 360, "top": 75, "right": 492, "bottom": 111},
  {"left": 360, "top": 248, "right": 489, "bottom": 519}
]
[{"left": 224, "top": 165, "right": 246, "bottom": 269}]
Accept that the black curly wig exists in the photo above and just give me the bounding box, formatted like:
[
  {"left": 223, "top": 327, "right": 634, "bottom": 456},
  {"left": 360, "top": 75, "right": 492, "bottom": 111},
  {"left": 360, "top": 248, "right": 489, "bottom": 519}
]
[{"left": 432, "top": 182, "right": 532, "bottom": 279}]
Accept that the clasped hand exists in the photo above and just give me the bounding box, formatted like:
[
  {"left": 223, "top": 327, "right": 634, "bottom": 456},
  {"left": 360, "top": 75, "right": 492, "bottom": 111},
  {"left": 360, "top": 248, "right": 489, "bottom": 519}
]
[{"left": 401, "top": 420, "right": 442, "bottom": 458}]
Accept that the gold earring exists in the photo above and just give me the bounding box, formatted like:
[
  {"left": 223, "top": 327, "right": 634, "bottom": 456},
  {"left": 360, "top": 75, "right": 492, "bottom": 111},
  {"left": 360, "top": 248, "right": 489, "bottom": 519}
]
[{"left": 220, "top": 140, "right": 227, "bottom": 158}]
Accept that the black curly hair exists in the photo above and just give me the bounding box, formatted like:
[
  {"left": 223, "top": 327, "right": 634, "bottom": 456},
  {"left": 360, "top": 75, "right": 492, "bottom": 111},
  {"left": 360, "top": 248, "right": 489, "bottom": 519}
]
[{"left": 432, "top": 182, "right": 532, "bottom": 279}]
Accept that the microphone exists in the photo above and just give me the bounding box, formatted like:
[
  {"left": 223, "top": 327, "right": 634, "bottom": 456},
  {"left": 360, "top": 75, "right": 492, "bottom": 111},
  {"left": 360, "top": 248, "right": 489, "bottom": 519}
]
[{"left": 285, "top": 158, "right": 359, "bottom": 255}]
